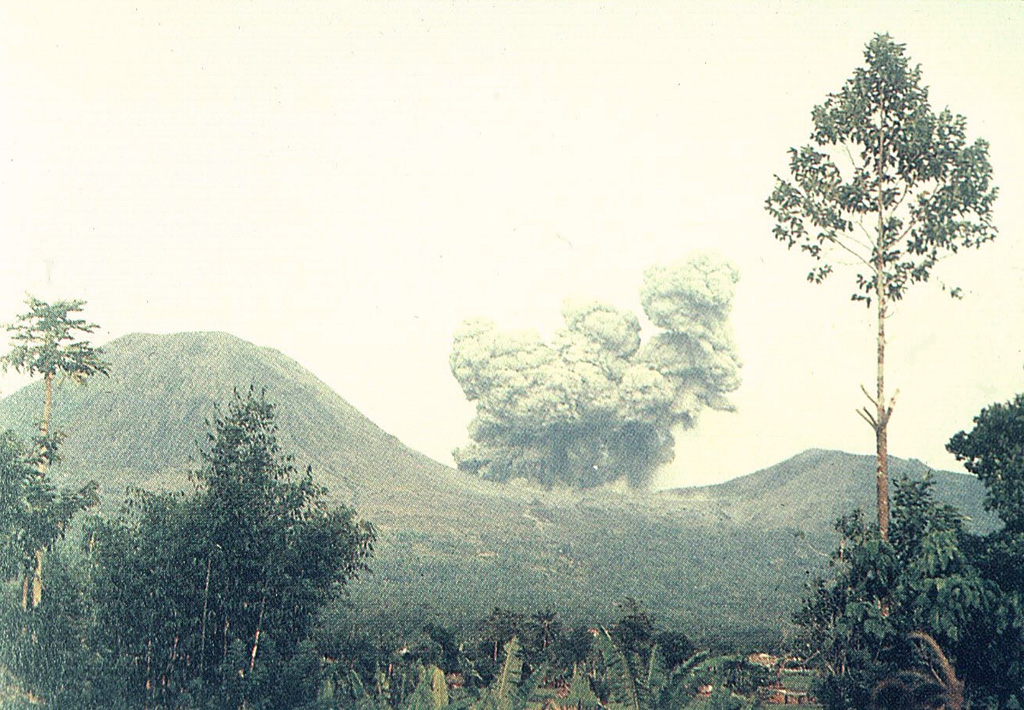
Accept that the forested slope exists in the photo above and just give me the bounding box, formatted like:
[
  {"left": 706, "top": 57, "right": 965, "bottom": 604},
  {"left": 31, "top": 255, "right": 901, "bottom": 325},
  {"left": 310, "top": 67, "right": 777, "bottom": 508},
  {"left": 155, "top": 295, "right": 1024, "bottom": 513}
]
[{"left": 0, "top": 331, "right": 993, "bottom": 641}]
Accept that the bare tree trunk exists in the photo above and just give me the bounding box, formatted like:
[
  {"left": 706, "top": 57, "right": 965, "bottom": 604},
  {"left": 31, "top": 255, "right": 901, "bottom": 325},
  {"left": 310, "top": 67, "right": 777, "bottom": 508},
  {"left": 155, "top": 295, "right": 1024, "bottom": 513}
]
[
  {"left": 41, "top": 371, "right": 54, "bottom": 441},
  {"left": 199, "top": 554, "right": 212, "bottom": 676},
  {"left": 26, "top": 372, "right": 56, "bottom": 609},
  {"left": 875, "top": 274, "right": 890, "bottom": 541},
  {"left": 30, "top": 549, "right": 43, "bottom": 609},
  {"left": 249, "top": 595, "right": 266, "bottom": 673},
  {"left": 875, "top": 104, "right": 891, "bottom": 542}
]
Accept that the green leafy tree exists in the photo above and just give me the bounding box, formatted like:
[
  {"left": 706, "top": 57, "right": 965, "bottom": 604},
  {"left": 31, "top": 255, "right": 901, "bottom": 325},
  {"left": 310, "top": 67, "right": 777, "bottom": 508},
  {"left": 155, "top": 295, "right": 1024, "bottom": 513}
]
[
  {"left": 795, "top": 477, "right": 1011, "bottom": 710},
  {"left": 89, "top": 387, "right": 375, "bottom": 709},
  {"left": 948, "top": 394, "right": 1024, "bottom": 534},
  {"left": 474, "top": 638, "right": 533, "bottom": 710},
  {"left": 404, "top": 665, "right": 449, "bottom": 710},
  {"left": 0, "top": 433, "right": 97, "bottom": 612},
  {"left": 947, "top": 395, "right": 1024, "bottom": 706},
  {"left": 564, "top": 666, "right": 602, "bottom": 710},
  {"left": 591, "top": 627, "right": 657, "bottom": 710},
  {"left": 2, "top": 296, "right": 107, "bottom": 609},
  {"left": 765, "top": 34, "right": 997, "bottom": 539},
  {"left": 0, "top": 545, "right": 99, "bottom": 709},
  {"left": 479, "top": 608, "right": 525, "bottom": 665},
  {"left": 3, "top": 296, "right": 108, "bottom": 448}
]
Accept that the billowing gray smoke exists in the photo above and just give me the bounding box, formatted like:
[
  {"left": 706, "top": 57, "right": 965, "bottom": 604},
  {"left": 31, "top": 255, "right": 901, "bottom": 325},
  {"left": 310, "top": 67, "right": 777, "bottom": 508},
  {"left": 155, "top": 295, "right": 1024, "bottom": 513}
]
[{"left": 450, "top": 253, "right": 741, "bottom": 488}]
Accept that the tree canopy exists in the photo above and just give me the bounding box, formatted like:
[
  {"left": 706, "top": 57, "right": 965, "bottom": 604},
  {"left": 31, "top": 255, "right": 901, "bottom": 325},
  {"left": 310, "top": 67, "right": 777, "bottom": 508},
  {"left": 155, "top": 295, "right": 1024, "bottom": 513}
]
[
  {"left": 87, "top": 387, "right": 376, "bottom": 709},
  {"left": 450, "top": 253, "right": 741, "bottom": 488},
  {"left": 1, "top": 296, "right": 107, "bottom": 609},
  {"left": 948, "top": 393, "right": 1024, "bottom": 535},
  {"left": 795, "top": 477, "right": 1017, "bottom": 710},
  {"left": 765, "top": 33, "right": 998, "bottom": 538},
  {"left": 3, "top": 296, "right": 108, "bottom": 383},
  {"left": 2, "top": 296, "right": 108, "bottom": 440}
]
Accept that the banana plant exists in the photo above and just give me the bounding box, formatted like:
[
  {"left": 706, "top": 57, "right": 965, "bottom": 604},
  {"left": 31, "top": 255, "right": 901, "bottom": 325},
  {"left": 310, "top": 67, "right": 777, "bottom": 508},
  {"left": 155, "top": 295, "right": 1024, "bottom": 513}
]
[
  {"left": 472, "top": 638, "right": 536, "bottom": 710},
  {"left": 593, "top": 626, "right": 759, "bottom": 710},
  {"left": 405, "top": 665, "right": 450, "bottom": 710}
]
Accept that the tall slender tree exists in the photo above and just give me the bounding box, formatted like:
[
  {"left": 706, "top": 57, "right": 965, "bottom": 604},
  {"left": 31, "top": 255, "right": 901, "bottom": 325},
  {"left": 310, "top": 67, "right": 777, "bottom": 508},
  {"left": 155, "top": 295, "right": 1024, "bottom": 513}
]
[
  {"left": 3, "top": 296, "right": 109, "bottom": 448},
  {"left": 765, "top": 34, "right": 997, "bottom": 539},
  {"left": 2, "top": 296, "right": 108, "bottom": 608}
]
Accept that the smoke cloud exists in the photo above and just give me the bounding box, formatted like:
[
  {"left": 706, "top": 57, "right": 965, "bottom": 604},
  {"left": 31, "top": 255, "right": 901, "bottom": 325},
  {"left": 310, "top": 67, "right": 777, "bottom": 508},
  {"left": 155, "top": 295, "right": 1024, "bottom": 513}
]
[{"left": 450, "top": 253, "right": 741, "bottom": 488}]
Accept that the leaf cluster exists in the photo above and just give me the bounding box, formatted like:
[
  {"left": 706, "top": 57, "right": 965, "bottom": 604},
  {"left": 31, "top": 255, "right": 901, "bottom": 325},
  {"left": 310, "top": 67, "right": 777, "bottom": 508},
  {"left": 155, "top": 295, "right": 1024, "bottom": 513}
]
[
  {"left": 948, "top": 393, "right": 1024, "bottom": 535},
  {"left": 2, "top": 296, "right": 109, "bottom": 383},
  {"left": 766, "top": 33, "right": 997, "bottom": 307},
  {"left": 0, "top": 432, "right": 97, "bottom": 582}
]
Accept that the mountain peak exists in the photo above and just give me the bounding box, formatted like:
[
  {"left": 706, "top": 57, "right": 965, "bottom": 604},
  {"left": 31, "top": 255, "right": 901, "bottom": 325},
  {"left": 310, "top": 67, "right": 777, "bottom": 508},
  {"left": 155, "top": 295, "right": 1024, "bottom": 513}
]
[{"left": 0, "top": 331, "right": 450, "bottom": 499}]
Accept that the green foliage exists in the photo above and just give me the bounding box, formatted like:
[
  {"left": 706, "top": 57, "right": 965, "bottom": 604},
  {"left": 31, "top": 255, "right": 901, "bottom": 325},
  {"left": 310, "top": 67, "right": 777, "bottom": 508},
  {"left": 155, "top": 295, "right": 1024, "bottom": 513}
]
[
  {"left": 450, "top": 254, "right": 740, "bottom": 488},
  {"left": 796, "top": 475, "right": 1019, "bottom": 709},
  {"left": 85, "top": 387, "right": 375, "bottom": 709},
  {"left": 707, "top": 683, "right": 741, "bottom": 710},
  {"left": 564, "top": 666, "right": 602, "bottom": 710},
  {"left": 945, "top": 395, "right": 1024, "bottom": 706},
  {"left": 0, "top": 432, "right": 97, "bottom": 587},
  {"left": 948, "top": 393, "right": 1024, "bottom": 534},
  {"left": 2, "top": 296, "right": 109, "bottom": 389},
  {"left": 255, "top": 602, "right": 767, "bottom": 710},
  {"left": 765, "top": 33, "right": 997, "bottom": 304},
  {"left": 582, "top": 601, "right": 748, "bottom": 710},
  {"left": 0, "top": 546, "right": 98, "bottom": 708},
  {"left": 404, "top": 665, "right": 449, "bottom": 710},
  {"left": 475, "top": 638, "right": 531, "bottom": 710}
]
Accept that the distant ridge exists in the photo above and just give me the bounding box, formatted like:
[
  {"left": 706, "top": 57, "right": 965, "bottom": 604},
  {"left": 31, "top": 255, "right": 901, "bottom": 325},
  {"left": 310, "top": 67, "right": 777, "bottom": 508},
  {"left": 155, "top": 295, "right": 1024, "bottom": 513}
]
[
  {"left": 666, "top": 448, "right": 998, "bottom": 534},
  {"left": 0, "top": 331, "right": 998, "bottom": 641}
]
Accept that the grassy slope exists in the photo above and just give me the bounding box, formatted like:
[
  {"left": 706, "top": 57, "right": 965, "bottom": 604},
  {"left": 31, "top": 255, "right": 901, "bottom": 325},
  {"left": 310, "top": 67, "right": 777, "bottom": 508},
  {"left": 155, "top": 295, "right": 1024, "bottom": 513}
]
[{"left": 0, "top": 332, "right": 995, "bottom": 643}]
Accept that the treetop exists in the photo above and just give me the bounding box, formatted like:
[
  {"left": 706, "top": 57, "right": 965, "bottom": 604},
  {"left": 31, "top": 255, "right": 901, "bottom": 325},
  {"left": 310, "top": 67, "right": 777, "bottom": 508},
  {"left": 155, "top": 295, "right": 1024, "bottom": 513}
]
[{"left": 2, "top": 295, "right": 109, "bottom": 381}]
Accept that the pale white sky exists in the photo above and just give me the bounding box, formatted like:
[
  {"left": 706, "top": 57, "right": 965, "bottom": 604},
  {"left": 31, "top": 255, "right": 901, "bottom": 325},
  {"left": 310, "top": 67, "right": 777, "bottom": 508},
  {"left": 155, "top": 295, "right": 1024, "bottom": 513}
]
[{"left": 2, "top": 1, "right": 1022, "bottom": 488}]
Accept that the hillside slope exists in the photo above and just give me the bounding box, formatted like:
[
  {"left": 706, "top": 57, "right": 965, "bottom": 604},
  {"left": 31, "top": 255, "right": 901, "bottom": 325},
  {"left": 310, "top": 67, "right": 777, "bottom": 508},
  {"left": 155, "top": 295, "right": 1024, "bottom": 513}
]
[
  {"left": 666, "top": 448, "right": 998, "bottom": 534},
  {"left": 0, "top": 331, "right": 456, "bottom": 508},
  {"left": 0, "top": 332, "right": 995, "bottom": 642}
]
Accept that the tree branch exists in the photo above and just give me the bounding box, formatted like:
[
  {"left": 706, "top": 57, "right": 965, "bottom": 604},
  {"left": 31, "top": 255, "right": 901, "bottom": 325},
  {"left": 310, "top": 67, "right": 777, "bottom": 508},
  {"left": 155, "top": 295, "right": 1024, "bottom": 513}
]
[
  {"left": 828, "top": 234, "right": 874, "bottom": 270},
  {"left": 860, "top": 384, "right": 879, "bottom": 408},
  {"left": 849, "top": 218, "right": 877, "bottom": 253},
  {"left": 857, "top": 408, "right": 878, "bottom": 430}
]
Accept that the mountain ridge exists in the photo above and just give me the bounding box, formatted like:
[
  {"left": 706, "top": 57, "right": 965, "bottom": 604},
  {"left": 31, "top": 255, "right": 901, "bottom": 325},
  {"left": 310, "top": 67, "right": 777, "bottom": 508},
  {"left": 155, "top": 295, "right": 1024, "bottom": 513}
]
[
  {"left": 666, "top": 447, "right": 996, "bottom": 533},
  {"left": 0, "top": 330, "right": 455, "bottom": 506},
  {"left": 0, "top": 331, "right": 997, "bottom": 640}
]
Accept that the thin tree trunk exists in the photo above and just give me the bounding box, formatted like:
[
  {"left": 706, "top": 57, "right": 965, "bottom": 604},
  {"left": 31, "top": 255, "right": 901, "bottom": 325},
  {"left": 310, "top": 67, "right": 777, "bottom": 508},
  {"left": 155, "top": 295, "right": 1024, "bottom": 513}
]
[
  {"left": 222, "top": 617, "right": 230, "bottom": 682},
  {"left": 199, "top": 554, "right": 212, "bottom": 676},
  {"left": 41, "top": 371, "right": 54, "bottom": 441},
  {"left": 30, "top": 549, "right": 43, "bottom": 609},
  {"left": 876, "top": 291, "right": 890, "bottom": 542},
  {"left": 875, "top": 102, "right": 891, "bottom": 542},
  {"left": 249, "top": 595, "right": 266, "bottom": 673},
  {"left": 26, "top": 372, "right": 55, "bottom": 610}
]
